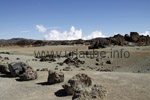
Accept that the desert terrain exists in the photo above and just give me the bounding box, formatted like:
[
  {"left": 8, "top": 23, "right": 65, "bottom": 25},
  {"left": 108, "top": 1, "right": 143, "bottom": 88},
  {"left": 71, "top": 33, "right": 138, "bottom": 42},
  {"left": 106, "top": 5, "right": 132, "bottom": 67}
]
[{"left": 0, "top": 45, "right": 150, "bottom": 100}]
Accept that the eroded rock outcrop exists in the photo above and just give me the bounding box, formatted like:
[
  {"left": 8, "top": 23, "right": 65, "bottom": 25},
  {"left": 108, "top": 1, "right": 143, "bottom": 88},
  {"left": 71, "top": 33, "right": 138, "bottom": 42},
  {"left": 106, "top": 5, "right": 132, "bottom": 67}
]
[
  {"left": 8, "top": 62, "right": 28, "bottom": 77},
  {"left": 19, "top": 66, "right": 38, "bottom": 81},
  {"left": 47, "top": 70, "right": 64, "bottom": 84},
  {"left": 62, "top": 73, "right": 107, "bottom": 100},
  {"left": 130, "top": 32, "right": 140, "bottom": 42},
  {"left": 73, "top": 84, "right": 107, "bottom": 100},
  {"left": 62, "top": 73, "right": 92, "bottom": 95},
  {"left": 113, "top": 34, "right": 125, "bottom": 46}
]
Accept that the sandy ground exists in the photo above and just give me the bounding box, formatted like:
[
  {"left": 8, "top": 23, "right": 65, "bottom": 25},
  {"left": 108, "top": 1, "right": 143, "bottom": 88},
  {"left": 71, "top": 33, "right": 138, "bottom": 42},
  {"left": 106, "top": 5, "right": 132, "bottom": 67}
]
[{"left": 0, "top": 45, "right": 150, "bottom": 100}]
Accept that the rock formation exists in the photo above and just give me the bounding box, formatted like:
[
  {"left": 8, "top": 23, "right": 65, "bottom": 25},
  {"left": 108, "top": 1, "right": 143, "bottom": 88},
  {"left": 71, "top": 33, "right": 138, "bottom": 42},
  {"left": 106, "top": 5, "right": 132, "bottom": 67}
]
[
  {"left": 8, "top": 62, "right": 28, "bottom": 77},
  {"left": 47, "top": 70, "right": 64, "bottom": 84},
  {"left": 19, "top": 66, "right": 38, "bottom": 81},
  {"left": 73, "top": 84, "right": 107, "bottom": 100},
  {"left": 62, "top": 73, "right": 92, "bottom": 95}
]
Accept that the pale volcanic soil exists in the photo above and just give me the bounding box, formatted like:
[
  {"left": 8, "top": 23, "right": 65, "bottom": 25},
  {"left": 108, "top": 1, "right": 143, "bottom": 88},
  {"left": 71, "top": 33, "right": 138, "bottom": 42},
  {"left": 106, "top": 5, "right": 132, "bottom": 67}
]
[{"left": 0, "top": 45, "right": 150, "bottom": 100}]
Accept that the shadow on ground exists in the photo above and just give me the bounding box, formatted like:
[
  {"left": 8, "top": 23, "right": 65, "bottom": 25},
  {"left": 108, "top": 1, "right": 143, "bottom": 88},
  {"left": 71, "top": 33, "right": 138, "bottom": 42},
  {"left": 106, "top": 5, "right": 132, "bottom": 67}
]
[
  {"left": 55, "top": 89, "right": 68, "bottom": 97},
  {"left": 36, "top": 82, "right": 50, "bottom": 85},
  {"left": 0, "top": 74, "right": 14, "bottom": 78}
]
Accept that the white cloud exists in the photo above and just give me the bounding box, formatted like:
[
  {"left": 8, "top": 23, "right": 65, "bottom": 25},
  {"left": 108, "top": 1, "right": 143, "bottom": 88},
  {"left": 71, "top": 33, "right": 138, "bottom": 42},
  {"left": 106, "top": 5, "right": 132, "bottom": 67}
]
[
  {"left": 43, "top": 26, "right": 82, "bottom": 40},
  {"left": 140, "top": 31, "right": 150, "bottom": 36},
  {"left": 83, "top": 31, "right": 106, "bottom": 40},
  {"left": 43, "top": 26, "right": 107, "bottom": 40},
  {"left": 47, "top": 27, "right": 60, "bottom": 29},
  {"left": 36, "top": 24, "right": 47, "bottom": 32}
]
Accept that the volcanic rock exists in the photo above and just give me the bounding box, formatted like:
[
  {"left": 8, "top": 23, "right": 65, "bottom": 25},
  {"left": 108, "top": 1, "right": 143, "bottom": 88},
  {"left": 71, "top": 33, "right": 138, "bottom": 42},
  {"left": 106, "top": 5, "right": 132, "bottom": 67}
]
[
  {"left": 73, "top": 84, "right": 107, "bottom": 100},
  {"left": 19, "top": 66, "right": 38, "bottom": 81},
  {"left": 47, "top": 70, "right": 64, "bottom": 84},
  {"left": 8, "top": 62, "right": 28, "bottom": 77},
  {"left": 130, "top": 32, "right": 140, "bottom": 42},
  {"left": 62, "top": 73, "right": 92, "bottom": 95}
]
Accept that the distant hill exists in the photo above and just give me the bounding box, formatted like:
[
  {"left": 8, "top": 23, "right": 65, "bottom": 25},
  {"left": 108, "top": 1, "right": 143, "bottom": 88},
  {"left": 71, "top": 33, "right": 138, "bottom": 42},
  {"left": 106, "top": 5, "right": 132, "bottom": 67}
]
[
  {"left": 0, "top": 38, "right": 35, "bottom": 44},
  {"left": 0, "top": 32, "right": 150, "bottom": 47},
  {"left": 92, "top": 37, "right": 108, "bottom": 40}
]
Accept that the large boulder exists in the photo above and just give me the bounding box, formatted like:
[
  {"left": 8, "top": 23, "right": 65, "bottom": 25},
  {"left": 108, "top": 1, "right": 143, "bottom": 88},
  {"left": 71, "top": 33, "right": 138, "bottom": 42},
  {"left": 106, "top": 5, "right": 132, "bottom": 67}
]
[
  {"left": 73, "top": 84, "right": 107, "bottom": 100},
  {"left": 88, "top": 41, "right": 99, "bottom": 49},
  {"left": 98, "top": 39, "right": 110, "bottom": 48},
  {"left": 124, "top": 34, "right": 130, "bottom": 41},
  {"left": 113, "top": 34, "right": 125, "bottom": 46},
  {"left": 0, "top": 64, "right": 10, "bottom": 74},
  {"left": 62, "top": 73, "right": 92, "bottom": 95},
  {"left": 109, "top": 37, "right": 118, "bottom": 45},
  {"left": 130, "top": 32, "right": 139, "bottom": 42},
  {"left": 19, "top": 66, "right": 38, "bottom": 81},
  {"left": 8, "top": 62, "right": 28, "bottom": 77},
  {"left": 137, "top": 36, "right": 148, "bottom": 46},
  {"left": 47, "top": 70, "right": 64, "bottom": 84}
]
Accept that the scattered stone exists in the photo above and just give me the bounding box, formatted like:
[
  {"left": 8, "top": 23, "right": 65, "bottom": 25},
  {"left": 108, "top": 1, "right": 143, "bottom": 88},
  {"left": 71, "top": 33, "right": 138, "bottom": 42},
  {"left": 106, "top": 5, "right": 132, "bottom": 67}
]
[
  {"left": 0, "top": 56, "right": 2, "bottom": 59},
  {"left": 47, "top": 70, "right": 64, "bottom": 84},
  {"left": 80, "top": 68, "right": 85, "bottom": 71},
  {"left": 0, "top": 52, "right": 10, "bottom": 55},
  {"left": 106, "top": 60, "right": 112, "bottom": 64},
  {"left": 95, "top": 63, "right": 99, "bottom": 65},
  {"left": 19, "top": 66, "right": 38, "bottom": 81},
  {"left": 96, "top": 58, "right": 99, "bottom": 62},
  {"left": 63, "top": 57, "right": 85, "bottom": 66},
  {"left": 100, "top": 69, "right": 111, "bottom": 72},
  {"left": 57, "top": 62, "right": 64, "bottom": 66},
  {"left": 137, "top": 71, "right": 141, "bottom": 73},
  {"left": 75, "top": 65, "right": 80, "bottom": 68},
  {"left": 40, "top": 68, "right": 48, "bottom": 71},
  {"left": 55, "top": 67, "right": 58, "bottom": 70},
  {"left": 73, "top": 57, "right": 85, "bottom": 64},
  {"left": 16, "top": 58, "right": 20, "bottom": 60},
  {"left": 88, "top": 66, "right": 94, "bottom": 70},
  {"left": 32, "top": 59, "right": 38, "bottom": 61},
  {"left": 73, "top": 84, "right": 107, "bottom": 100},
  {"left": 36, "top": 69, "right": 40, "bottom": 71},
  {"left": 4, "top": 57, "right": 9, "bottom": 60},
  {"left": 63, "top": 58, "right": 74, "bottom": 64},
  {"left": 63, "top": 67, "right": 72, "bottom": 71},
  {"left": 8, "top": 62, "right": 28, "bottom": 77},
  {"left": 40, "top": 56, "right": 56, "bottom": 62},
  {"left": 80, "top": 61, "right": 85, "bottom": 64},
  {"left": 62, "top": 73, "right": 92, "bottom": 95}
]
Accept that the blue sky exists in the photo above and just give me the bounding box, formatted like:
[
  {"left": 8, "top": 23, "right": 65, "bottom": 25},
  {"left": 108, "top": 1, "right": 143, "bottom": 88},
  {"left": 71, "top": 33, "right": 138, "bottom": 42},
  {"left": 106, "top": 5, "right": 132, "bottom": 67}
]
[{"left": 0, "top": 0, "right": 150, "bottom": 40}]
